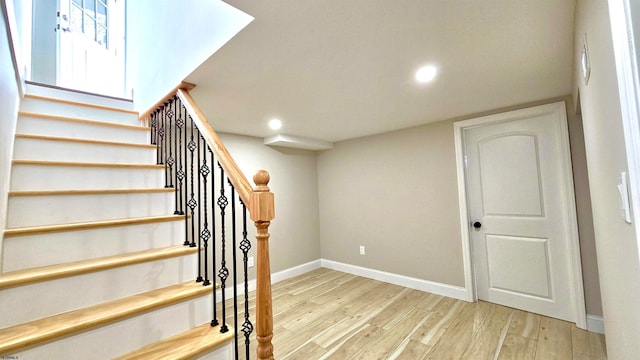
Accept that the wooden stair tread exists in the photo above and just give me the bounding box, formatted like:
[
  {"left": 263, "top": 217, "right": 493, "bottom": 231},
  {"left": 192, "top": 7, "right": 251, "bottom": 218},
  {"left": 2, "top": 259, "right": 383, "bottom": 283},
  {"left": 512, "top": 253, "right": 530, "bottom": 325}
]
[
  {"left": 3, "top": 214, "right": 184, "bottom": 237},
  {"left": 0, "top": 245, "right": 199, "bottom": 289},
  {"left": 115, "top": 323, "right": 234, "bottom": 360},
  {"left": 12, "top": 159, "right": 163, "bottom": 169},
  {"left": 15, "top": 133, "right": 156, "bottom": 149},
  {"left": 19, "top": 111, "right": 148, "bottom": 131},
  {"left": 24, "top": 93, "right": 138, "bottom": 114},
  {"left": 9, "top": 188, "right": 174, "bottom": 197},
  {"left": 0, "top": 281, "right": 212, "bottom": 355}
]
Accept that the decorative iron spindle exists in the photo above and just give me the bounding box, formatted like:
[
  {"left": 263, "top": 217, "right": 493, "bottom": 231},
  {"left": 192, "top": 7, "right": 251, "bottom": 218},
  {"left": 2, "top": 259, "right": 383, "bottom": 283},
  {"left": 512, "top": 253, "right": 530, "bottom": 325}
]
[
  {"left": 150, "top": 113, "right": 157, "bottom": 146},
  {"left": 217, "top": 164, "right": 230, "bottom": 333},
  {"left": 165, "top": 102, "right": 175, "bottom": 189},
  {"left": 240, "top": 203, "right": 253, "bottom": 359},
  {"left": 211, "top": 147, "right": 219, "bottom": 327},
  {"left": 195, "top": 134, "right": 204, "bottom": 283},
  {"left": 231, "top": 183, "right": 239, "bottom": 357},
  {"left": 187, "top": 121, "right": 198, "bottom": 248},
  {"left": 183, "top": 116, "right": 191, "bottom": 245},
  {"left": 162, "top": 107, "right": 169, "bottom": 184},
  {"left": 175, "top": 100, "right": 185, "bottom": 215},
  {"left": 157, "top": 108, "right": 165, "bottom": 165}
]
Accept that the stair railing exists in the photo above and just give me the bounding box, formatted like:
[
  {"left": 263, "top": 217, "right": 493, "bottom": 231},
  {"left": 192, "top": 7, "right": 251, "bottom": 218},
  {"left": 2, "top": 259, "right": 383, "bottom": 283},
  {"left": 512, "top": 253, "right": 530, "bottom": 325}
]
[{"left": 141, "top": 82, "right": 274, "bottom": 360}]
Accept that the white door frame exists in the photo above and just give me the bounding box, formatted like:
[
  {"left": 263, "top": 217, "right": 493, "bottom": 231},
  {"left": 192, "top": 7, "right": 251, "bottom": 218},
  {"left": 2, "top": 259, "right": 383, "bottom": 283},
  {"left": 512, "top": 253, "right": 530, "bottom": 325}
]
[
  {"left": 453, "top": 101, "right": 587, "bottom": 329},
  {"left": 609, "top": 0, "right": 640, "bottom": 268}
]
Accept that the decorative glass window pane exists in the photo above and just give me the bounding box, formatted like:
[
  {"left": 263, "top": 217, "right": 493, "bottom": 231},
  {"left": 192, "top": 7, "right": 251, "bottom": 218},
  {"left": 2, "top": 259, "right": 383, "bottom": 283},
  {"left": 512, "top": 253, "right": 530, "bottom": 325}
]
[
  {"left": 70, "top": 4, "right": 83, "bottom": 33},
  {"left": 85, "top": 0, "right": 96, "bottom": 18},
  {"left": 72, "top": 0, "right": 82, "bottom": 6},
  {"left": 84, "top": 17, "right": 96, "bottom": 41},
  {"left": 97, "top": 2, "right": 107, "bottom": 26},
  {"left": 97, "top": 25, "right": 108, "bottom": 48}
]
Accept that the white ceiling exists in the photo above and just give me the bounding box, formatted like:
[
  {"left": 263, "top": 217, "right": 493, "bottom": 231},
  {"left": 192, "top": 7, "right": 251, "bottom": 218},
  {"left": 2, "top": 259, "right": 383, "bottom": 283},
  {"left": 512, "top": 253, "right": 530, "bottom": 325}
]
[{"left": 186, "top": 0, "right": 576, "bottom": 145}]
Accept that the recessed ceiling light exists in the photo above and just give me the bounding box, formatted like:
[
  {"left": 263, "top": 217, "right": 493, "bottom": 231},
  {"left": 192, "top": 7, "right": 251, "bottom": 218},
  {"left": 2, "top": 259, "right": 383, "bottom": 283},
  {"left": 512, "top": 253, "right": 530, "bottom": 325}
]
[
  {"left": 415, "top": 65, "right": 438, "bottom": 84},
  {"left": 268, "top": 118, "right": 282, "bottom": 130}
]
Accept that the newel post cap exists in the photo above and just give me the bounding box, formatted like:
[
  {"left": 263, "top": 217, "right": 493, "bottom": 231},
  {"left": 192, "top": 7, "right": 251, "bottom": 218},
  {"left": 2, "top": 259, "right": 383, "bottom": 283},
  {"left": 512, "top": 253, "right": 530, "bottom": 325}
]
[{"left": 251, "top": 170, "right": 275, "bottom": 222}]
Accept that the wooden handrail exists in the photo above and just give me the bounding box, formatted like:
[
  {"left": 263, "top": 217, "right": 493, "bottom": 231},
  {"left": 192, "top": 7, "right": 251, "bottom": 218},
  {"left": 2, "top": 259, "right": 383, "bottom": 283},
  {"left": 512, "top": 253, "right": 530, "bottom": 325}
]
[
  {"left": 176, "top": 89, "right": 253, "bottom": 205},
  {"left": 139, "top": 81, "right": 196, "bottom": 120}
]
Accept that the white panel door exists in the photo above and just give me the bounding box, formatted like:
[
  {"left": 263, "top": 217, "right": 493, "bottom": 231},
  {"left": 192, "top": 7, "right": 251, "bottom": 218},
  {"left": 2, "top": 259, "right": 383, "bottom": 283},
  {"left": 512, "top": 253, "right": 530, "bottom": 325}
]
[
  {"left": 464, "top": 105, "right": 577, "bottom": 322},
  {"left": 57, "top": 0, "right": 125, "bottom": 97}
]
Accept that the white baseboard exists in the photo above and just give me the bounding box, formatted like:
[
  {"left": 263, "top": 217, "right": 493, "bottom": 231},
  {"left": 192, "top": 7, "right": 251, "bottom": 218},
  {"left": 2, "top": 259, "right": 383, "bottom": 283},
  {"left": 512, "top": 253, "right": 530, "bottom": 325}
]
[
  {"left": 217, "top": 258, "right": 602, "bottom": 335},
  {"left": 272, "top": 259, "right": 322, "bottom": 284},
  {"left": 215, "top": 259, "right": 322, "bottom": 302},
  {"left": 215, "top": 258, "right": 469, "bottom": 303},
  {"left": 586, "top": 314, "right": 605, "bottom": 334},
  {"left": 320, "top": 259, "right": 468, "bottom": 301}
]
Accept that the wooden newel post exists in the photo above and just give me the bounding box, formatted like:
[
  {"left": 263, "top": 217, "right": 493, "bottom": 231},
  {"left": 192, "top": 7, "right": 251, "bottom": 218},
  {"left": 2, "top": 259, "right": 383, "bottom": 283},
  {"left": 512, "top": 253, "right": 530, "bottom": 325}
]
[{"left": 250, "top": 170, "right": 275, "bottom": 360}]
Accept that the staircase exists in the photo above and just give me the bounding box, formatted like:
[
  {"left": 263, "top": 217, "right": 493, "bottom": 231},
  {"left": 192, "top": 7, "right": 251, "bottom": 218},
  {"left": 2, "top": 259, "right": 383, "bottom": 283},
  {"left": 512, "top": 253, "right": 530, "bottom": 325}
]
[{"left": 0, "top": 86, "right": 235, "bottom": 359}]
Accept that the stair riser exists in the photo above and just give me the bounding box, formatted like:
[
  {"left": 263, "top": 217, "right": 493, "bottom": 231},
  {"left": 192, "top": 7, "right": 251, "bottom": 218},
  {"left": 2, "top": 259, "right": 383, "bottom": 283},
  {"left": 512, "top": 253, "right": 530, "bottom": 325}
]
[
  {"left": 194, "top": 343, "right": 233, "bottom": 360},
  {"left": 11, "top": 294, "right": 213, "bottom": 360},
  {"left": 0, "top": 253, "right": 202, "bottom": 328},
  {"left": 7, "top": 192, "right": 175, "bottom": 228},
  {"left": 10, "top": 165, "right": 164, "bottom": 190},
  {"left": 24, "top": 84, "right": 135, "bottom": 111},
  {"left": 17, "top": 115, "right": 149, "bottom": 144},
  {"left": 20, "top": 97, "right": 142, "bottom": 126},
  {"left": 13, "top": 137, "right": 156, "bottom": 164},
  {"left": 2, "top": 220, "right": 185, "bottom": 272}
]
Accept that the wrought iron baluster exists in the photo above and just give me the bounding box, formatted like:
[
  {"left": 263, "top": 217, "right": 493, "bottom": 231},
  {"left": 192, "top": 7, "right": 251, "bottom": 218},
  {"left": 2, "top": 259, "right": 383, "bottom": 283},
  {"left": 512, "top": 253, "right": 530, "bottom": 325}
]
[
  {"left": 211, "top": 146, "right": 219, "bottom": 327},
  {"left": 200, "top": 145, "right": 212, "bottom": 286},
  {"left": 240, "top": 202, "right": 253, "bottom": 359},
  {"left": 183, "top": 116, "right": 191, "bottom": 246},
  {"left": 150, "top": 112, "right": 157, "bottom": 146},
  {"left": 230, "top": 182, "right": 239, "bottom": 358},
  {"left": 175, "top": 100, "right": 185, "bottom": 215},
  {"left": 217, "top": 163, "right": 229, "bottom": 333},
  {"left": 196, "top": 133, "right": 204, "bottom": 283},
  {"left": 187, "top": 120, "right": 198, "bottom": 248},
  {"left": 165, "top": 101, "right": 175, "bottom": 189},
  {"left": 164, "top": 105, "right": 170, "bottom": 186},
  {"left": 157, "top": 107, "right": 165, "bottom": 166}
]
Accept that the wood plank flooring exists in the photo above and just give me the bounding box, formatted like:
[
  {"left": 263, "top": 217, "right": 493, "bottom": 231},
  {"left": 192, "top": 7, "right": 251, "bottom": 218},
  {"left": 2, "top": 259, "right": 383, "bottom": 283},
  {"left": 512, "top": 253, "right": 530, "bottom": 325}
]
[{"left": 227, "top": 268, "right": 606, "bottom": 360}]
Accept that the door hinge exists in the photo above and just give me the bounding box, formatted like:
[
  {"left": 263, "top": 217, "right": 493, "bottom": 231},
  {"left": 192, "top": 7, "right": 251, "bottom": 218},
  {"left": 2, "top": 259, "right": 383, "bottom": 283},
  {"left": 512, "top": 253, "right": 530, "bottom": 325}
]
[{"left": 55, "top": 24, "right": 71, "bottom": 32}]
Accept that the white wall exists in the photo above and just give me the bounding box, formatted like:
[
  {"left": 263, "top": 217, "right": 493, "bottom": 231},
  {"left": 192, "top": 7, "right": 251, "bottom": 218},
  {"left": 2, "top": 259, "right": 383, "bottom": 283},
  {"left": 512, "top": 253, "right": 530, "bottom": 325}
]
[
  {"left": 0, "top": 0, "right": 22, "bottom": 263},
  {"left": 574, "top": 0, "right": 640, "bottom": 356},
  {"left": 126, "top": 0, "right": 253, "bottom": 114}
]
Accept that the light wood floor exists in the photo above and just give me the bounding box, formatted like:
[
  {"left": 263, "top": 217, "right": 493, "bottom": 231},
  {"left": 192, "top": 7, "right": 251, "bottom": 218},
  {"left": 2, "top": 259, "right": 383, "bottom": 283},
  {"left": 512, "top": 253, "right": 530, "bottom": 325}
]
[{"left": 227, "top": 268, "right": 606, "bottom": 360}]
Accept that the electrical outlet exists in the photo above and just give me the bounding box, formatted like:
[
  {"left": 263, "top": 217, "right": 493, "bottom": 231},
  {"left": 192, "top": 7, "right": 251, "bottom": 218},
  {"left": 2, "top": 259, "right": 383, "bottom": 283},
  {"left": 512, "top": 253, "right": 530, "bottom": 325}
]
[
  {"left": 359, "top": 246, "right": 365, "bottom": 255},
  {"left": 248, "top": 256, "right": 255, "bottom": 267}
]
